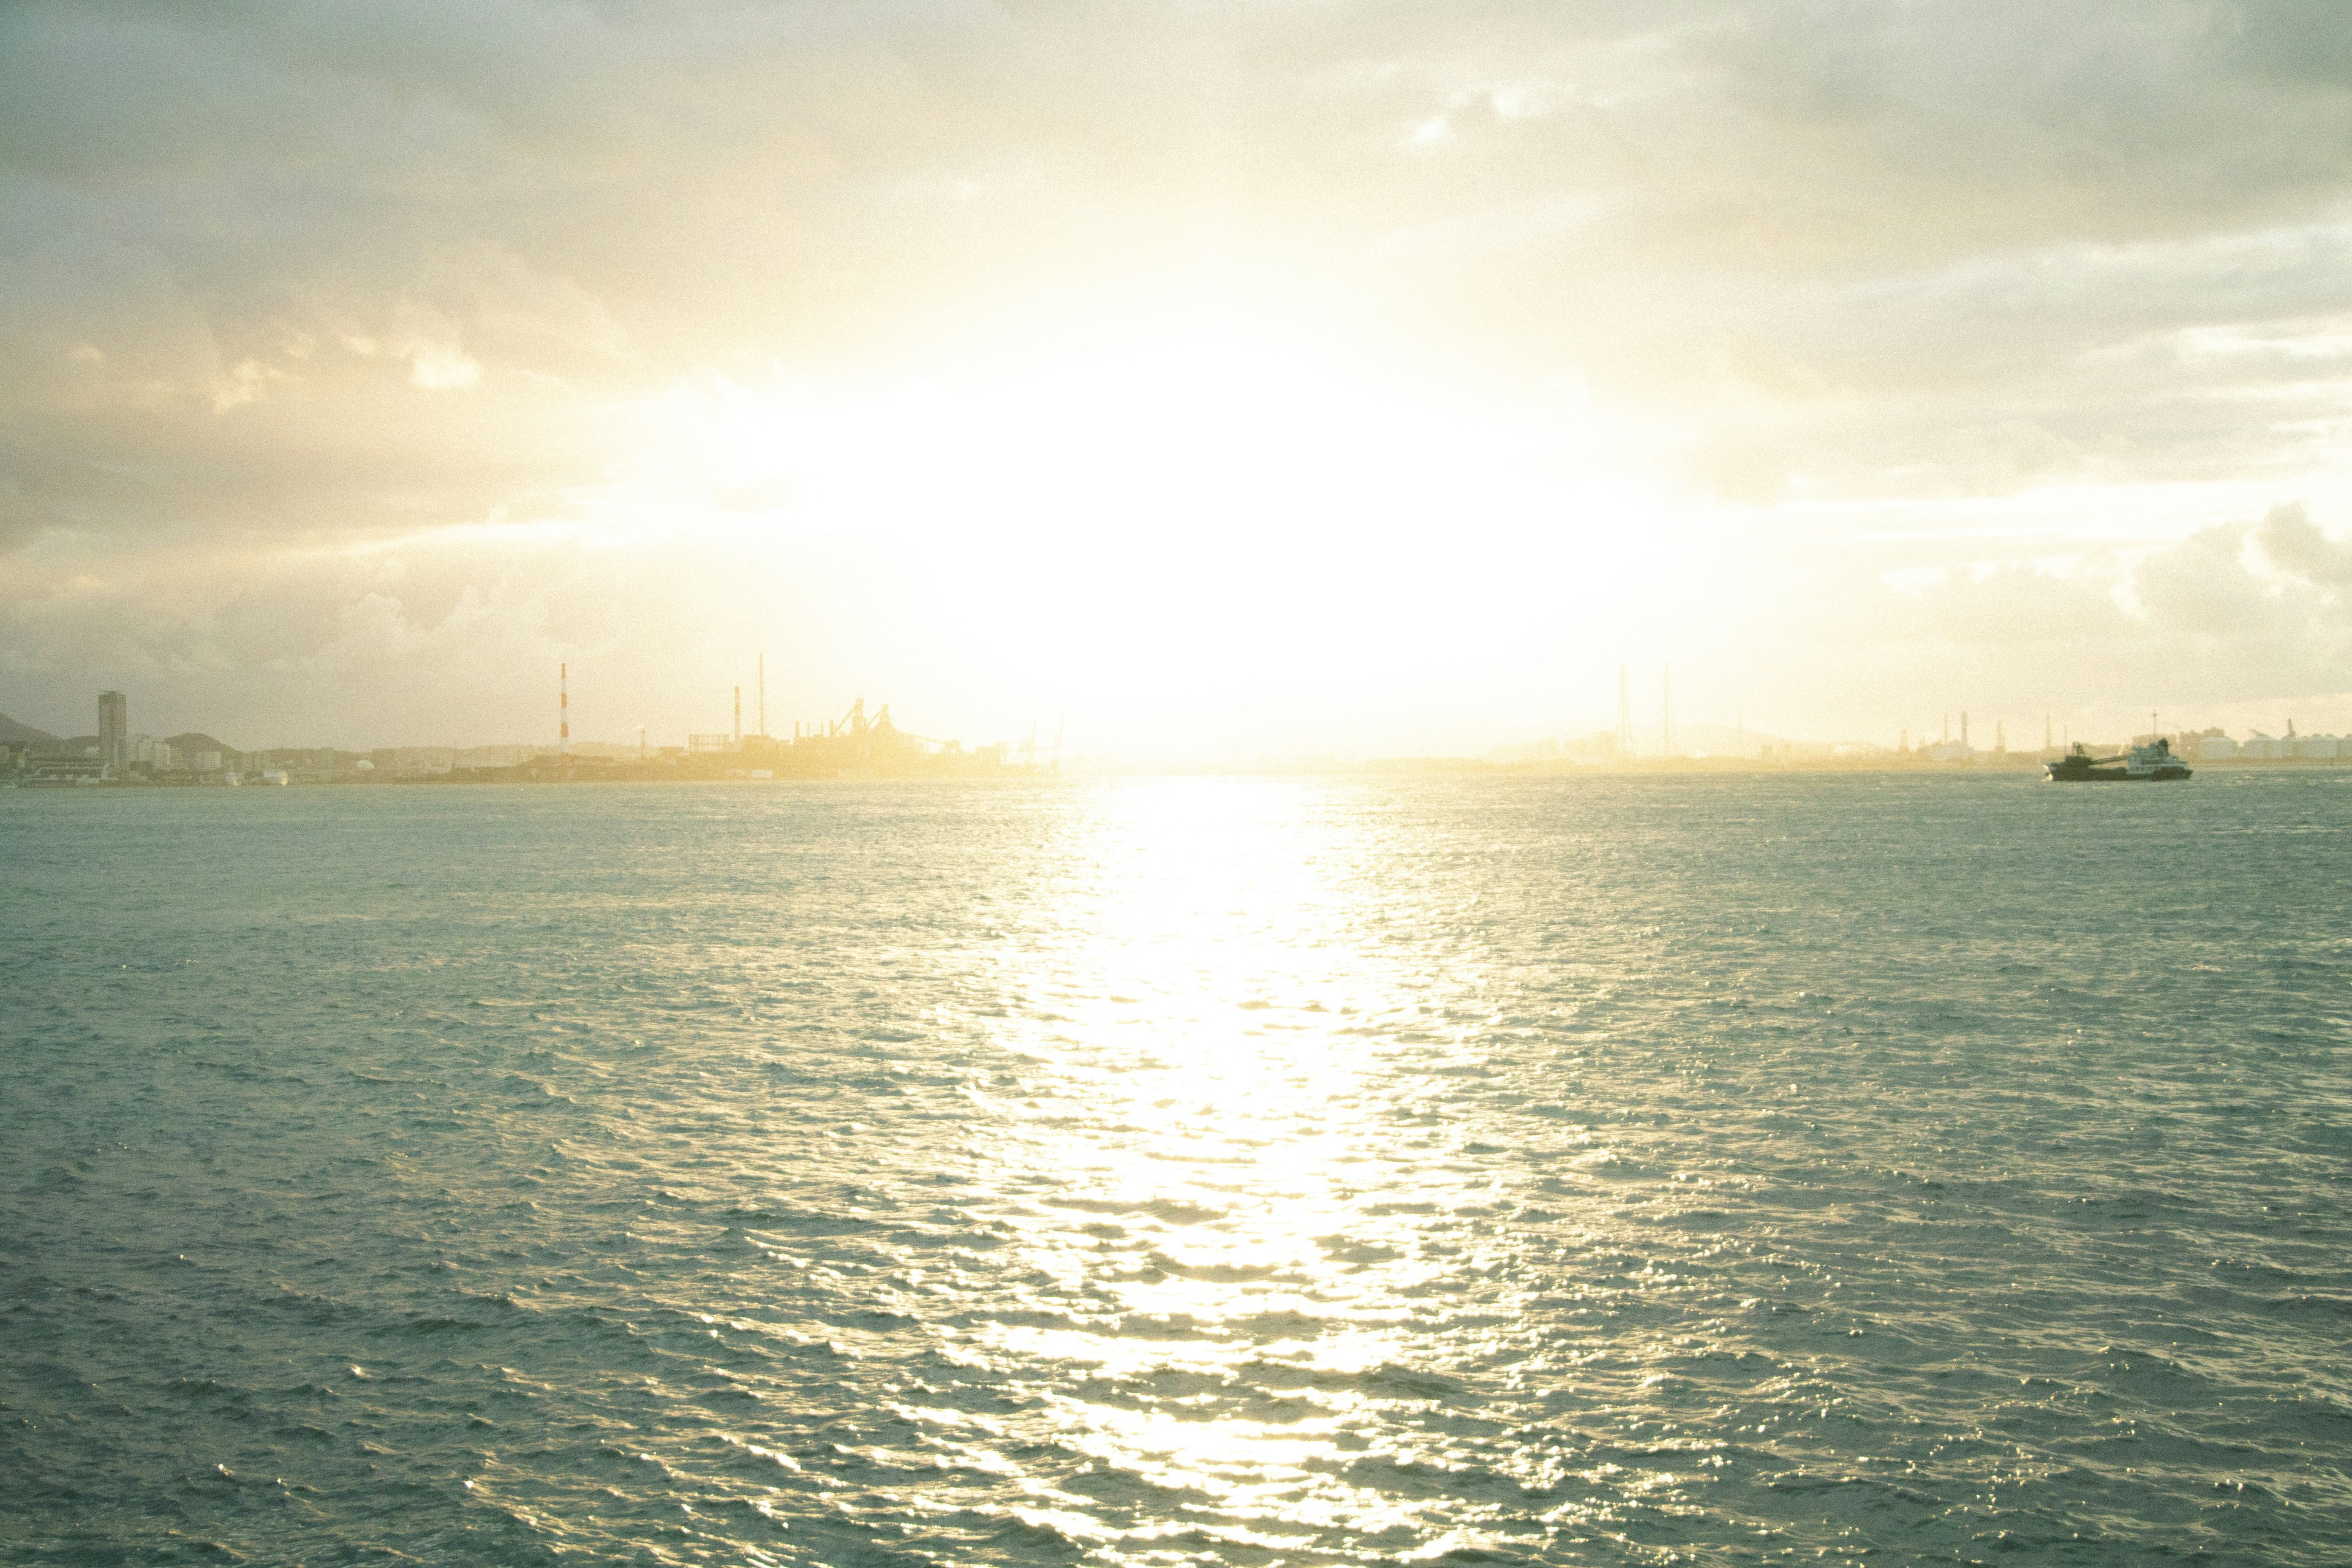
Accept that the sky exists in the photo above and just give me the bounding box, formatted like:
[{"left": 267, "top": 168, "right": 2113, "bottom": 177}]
[{"left": 5, "top": 0, "right": 2352, "bottom": 758}]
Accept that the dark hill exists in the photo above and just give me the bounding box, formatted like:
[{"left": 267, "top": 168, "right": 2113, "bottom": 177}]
[
  {"left": 167, "top": 732, "right": 240, "bottom": 757},
  {"left": 0, "top": 712, "right": 60, "bottom": 745}
]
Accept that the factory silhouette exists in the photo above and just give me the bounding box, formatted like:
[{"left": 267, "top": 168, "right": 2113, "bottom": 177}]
[
  {"left": 2, "top": 658, "right": 2345, "bottom": 786},
  {"left": 0, "top": 660, "right": 1054, "bottom": 785}
]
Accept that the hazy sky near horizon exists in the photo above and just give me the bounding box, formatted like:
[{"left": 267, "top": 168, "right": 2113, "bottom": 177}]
[{"left": 6, "top": 0, "right": 2352, "bottom": 754}]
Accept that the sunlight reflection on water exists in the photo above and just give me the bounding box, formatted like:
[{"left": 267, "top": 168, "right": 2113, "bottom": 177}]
[
  {"left": 960, "top": 779, "right": 1476, "bottom": 1555},
  {"left": 5, "top": 773, "right": 2351, "bottom": 1566}
]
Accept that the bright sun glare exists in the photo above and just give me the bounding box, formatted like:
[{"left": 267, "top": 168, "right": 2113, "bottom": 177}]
[{"left": 639, "top": 338, "right": 1663, "bottom": 709}]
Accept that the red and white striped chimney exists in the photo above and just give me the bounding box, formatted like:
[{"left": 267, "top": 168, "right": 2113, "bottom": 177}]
[{"left": 560, "top": 662, "right": 570, "bottom": 758}]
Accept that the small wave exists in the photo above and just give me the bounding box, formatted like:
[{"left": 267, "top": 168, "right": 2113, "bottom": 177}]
[{"left": 1049, "top": 1196, "right": 1229, "bottom": 1225}]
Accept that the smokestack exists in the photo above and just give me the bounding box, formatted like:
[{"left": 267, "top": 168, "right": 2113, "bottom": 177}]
[
  {"left": 560, "top": 663, "right": 570, "bottom": 758},
  {"left": 758, "top": 653, "right": 766, "bottom": 739},
  {"left": 733, "top": 685, "right": 742, "bottom": 745}
]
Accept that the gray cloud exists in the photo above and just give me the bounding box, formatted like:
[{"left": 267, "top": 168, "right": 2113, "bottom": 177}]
[
  {"left": 1727, "top": 503, "right": 2352, "bottom": 736},
  {"left": 2258, "top": 499, "right": 2352, "bottom": 587},
  {"left": 7, "top": 0, "right": 2352, "bottom": 743}
]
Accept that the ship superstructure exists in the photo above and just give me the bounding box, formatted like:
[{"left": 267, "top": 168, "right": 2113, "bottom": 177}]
[{"left": 2044, "top": 737, "right": 2192, "bottom": 782}]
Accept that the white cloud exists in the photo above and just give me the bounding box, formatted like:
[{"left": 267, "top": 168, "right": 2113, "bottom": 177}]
[
  {"left": 6, "top": 1, "right": 2352, "bottom": 746},
  {"left": 405, "top": 344, "right": 480, "bottom": 391}
]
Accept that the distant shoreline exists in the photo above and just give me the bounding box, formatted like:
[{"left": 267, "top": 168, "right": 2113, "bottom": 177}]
[{"left": 12, "top": 756, "right": 2352, "bottom": 789}]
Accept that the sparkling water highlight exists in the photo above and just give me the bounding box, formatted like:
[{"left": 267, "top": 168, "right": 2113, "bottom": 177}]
[{"left": 4, "top": 774, "right": 2348, "bottom": 1565}]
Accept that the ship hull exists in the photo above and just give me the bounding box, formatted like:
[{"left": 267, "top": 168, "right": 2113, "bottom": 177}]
[{"left": 2043, "top": 767, "right": 2192, "bottom": 782}]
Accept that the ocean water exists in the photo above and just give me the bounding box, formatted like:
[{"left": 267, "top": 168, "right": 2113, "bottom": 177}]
[{"left": 2, "top": 772, "right": 2348, "bottom": 1567}]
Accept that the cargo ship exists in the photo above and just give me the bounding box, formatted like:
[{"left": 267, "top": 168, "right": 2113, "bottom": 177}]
[{"left": 2044, "top": 737, "right": 2192, "bottom": 782}]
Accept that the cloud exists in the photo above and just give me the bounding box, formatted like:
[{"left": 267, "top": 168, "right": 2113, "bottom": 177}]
[
  {"left": 1695, "top": 501, "right": 2352, "bottom": 738},
  {"left": 5, "top": 1, "right": 2348, "bottom": 524},
  {"left": 2257, "top": 499, "right": 2352, "bottom": 587},
  {"left": 7, "top": 1, "right": 2352, "bottom": 744},
  {"left": 0, "top": 521, "right": 967, "bottom": 748}
]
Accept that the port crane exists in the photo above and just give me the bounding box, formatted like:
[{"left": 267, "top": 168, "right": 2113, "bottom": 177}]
[
  {"left": 1017, "top": 715, "right": 1064, "bottom": 771},
  {"left": 818, "top": 696, "right": 971, "bottom": 756},
  {"left": 799, "top": 697, "right": 1043, "bottom": 763}
]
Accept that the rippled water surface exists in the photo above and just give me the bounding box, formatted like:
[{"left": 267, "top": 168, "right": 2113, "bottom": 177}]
[{"left": 4, "top": 773, "right": 2350, "bottom": 1566}]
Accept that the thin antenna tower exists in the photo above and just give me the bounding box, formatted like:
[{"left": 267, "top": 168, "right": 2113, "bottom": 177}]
[
  {"left": 758, "top": 654, "right": 767, "bottom": 738},
  {"left": 1616, "top": 664, "right": 1633, "bottom": 758},
  {"left": 559, "top": 663, "right": 570, "bottom": 759}
]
